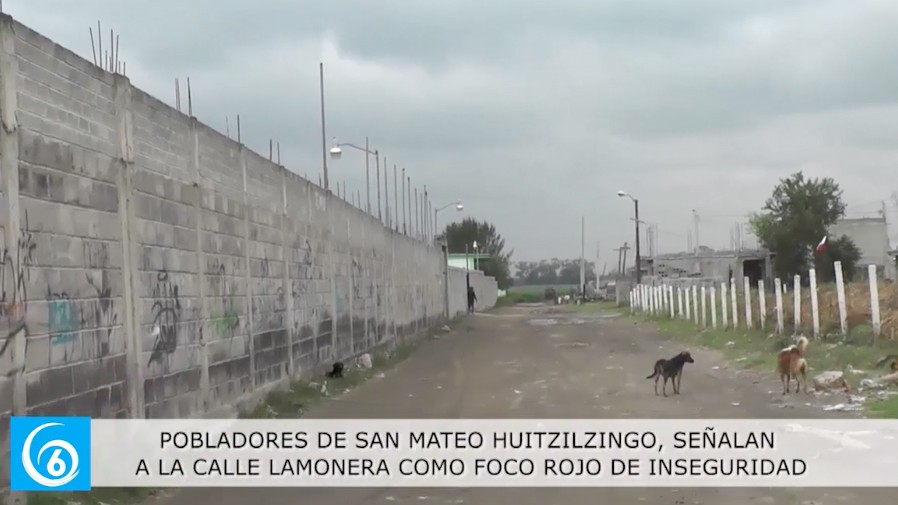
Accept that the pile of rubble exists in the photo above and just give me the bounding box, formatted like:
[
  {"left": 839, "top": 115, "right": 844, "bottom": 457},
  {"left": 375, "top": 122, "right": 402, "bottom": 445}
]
[{"left": 810, "top": 367, "right": 898, "bottom": 412}]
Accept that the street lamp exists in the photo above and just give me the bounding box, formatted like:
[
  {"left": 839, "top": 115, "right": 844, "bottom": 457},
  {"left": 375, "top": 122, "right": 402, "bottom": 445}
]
[
  {"left": 617, "top": 190, "right": 641, "bottom": 284},
  {"left": 330, "top": 136, "right": 379, "bottom": 218},
  {"left": 434, "top": 200, "right": 463, "bottom": 238},
  {"left": 465, "top": 239, "right": 479, "bottom": 293}
]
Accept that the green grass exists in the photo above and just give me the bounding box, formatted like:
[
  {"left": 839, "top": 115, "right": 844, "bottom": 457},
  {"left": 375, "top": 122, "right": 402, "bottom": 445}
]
[
  {"left": 242, "top": 340, "right": 420, "bottom": 419},
  {"left": 868, "top": 395, "right": 898, "bottom": 418},
  {"left": 632, "top": 312, "right": 898, "bottom": 416},
  {"left": 507, "top": 284, "right": 577, "bottom": 294},
  {"left": 25, "top": 328, "right": 436, "bottom": 505},
  {"left": 496, "top": 290, "right": 545, "bottom": 306}
]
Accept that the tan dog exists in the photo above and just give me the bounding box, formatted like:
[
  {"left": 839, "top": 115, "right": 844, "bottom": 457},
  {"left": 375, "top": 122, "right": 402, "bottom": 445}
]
[{"left": 777, "top": 336, "right": 809, "bottom": 395}]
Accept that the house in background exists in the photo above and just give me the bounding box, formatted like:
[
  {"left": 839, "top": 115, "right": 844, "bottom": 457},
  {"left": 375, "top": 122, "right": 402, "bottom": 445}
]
[
  {"left": 644, "top": 248, "right": 774, "bottom": 287},
  {"left": 447, "top": 253, "right": 491, "bottom": 271},
  {"left": 828, "top": 216, "right": 895, "bottom": 280}
]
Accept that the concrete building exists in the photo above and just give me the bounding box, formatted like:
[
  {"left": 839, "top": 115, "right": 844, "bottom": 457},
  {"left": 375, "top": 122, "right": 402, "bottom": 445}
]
[
  {"left": 644, "top": 249, "right": 774, "bottom": 287},
  {"left": 447, "top": 253, "right": 490, "bottom": 271},
  {"left": 828, "top": 217, "right": 895, "bottom": 280}
]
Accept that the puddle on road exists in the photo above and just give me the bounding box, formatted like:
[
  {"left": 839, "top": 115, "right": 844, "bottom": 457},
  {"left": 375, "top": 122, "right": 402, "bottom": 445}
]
[{"left": 527, "top": 313, "right": 621, "bottom": 327}]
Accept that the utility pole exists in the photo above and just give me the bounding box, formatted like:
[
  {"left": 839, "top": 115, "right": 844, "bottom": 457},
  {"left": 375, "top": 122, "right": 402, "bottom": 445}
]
[
  {"left": 621, "top": 242, "right": 631, "bottom": 277},
  {"left": 692, "top": 209, "right": 700, "bottom": 255},
  {"left": 318, "top": 62, "right": 329, "bottom": 191},
  {"left": 595, "top": 241, "right": 600, "bottom": 285},
  {"left": 364, "top": 137, "right": 371, "bottom": 213},
  {"left": 614, "top": 247, "right": 622, "bottom": 278},
  {"left": 580, "top": 216, "right": 586, "bottom": 300}
]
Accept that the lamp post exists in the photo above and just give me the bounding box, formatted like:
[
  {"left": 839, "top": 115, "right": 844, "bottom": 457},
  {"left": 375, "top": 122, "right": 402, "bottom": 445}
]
[
  {"left": 617, "top": 190, "right": 641, "bottom": 284},
  {"left": 472, "top": 240, "right": 479, "bottom": 271},
  {"left": 329, "top": 137, "right": 377, "bottom": 217},
  {"left": 434, "top": 200, "right": 463, "bottom": 240},
  {"left": 465, "top": 240, "right": 479, "bottom": 293}
]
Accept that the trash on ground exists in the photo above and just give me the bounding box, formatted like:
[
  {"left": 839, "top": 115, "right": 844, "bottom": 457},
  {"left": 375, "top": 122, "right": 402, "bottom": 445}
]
[
  {"left": 823, "top": 403, "right": 863, "bottom": 412},
  {"left": 813, "top": 371, "right": 850, "bottom": 391},
  {"left": 356, "top": 353, "right": 373, "bottom": 370}
]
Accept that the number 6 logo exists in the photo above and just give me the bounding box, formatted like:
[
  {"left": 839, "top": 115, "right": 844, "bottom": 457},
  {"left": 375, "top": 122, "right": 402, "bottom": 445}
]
[{"left": 21, "top": 422, "right": 81, "bottom": 487}]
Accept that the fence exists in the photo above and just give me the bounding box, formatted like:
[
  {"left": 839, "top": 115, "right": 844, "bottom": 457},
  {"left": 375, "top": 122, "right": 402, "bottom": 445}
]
[{"left": 628, "top": 262, "right": 898, "bottom": 341}]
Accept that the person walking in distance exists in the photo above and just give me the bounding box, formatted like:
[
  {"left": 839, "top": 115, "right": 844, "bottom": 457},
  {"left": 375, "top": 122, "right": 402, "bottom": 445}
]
[{"left": 467, "top": 286, "right": 477, "bottom": 313}]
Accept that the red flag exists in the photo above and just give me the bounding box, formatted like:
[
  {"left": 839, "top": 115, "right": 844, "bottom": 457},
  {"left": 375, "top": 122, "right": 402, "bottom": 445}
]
[{"left": 815, "top": 235, "right": 827, "bottom": 254}]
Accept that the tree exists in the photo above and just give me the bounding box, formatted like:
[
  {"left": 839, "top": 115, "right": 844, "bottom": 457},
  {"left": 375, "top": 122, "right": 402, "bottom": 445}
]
[
  {"left": 749, "top": 172, "right": 848, "bottom": 280},
  {"left": 814, "top": 235, "right": 862, "bottom": 282},
  {"left": 438, "top": 218, "right": 513, "bottom": 289},
  {"left": 512, "top": 258, "right": 598, "bottom": 286}
]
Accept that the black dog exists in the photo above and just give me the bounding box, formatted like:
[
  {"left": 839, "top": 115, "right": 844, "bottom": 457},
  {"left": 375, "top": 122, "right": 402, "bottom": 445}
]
[
  {"left": 646, "top": 351, "right": 694, "bottom": 397},
  {"left": 325, "top": 361, "right": 344, "bottom": 379}
]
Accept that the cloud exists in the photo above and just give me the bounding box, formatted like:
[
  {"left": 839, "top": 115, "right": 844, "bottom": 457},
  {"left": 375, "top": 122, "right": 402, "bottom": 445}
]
[{"left": 6, "top": 0, "right": 898, "bottom": 264}]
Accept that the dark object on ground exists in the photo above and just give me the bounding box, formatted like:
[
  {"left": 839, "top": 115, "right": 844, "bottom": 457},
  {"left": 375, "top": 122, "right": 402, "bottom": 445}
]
[
  {"left": 326, "top": 361, "right": 344, "bottom": 378},
  {"left": 544, "top": 287, "right": 556, "bottom": 300},
  {"left": 875, "top": 354, "right": 898, "bottom": 372},
  {"left": 646, "top": 351, "right": 695, "bottom": 397}
]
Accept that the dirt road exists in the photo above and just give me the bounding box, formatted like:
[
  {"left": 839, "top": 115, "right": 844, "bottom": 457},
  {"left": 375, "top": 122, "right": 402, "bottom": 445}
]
[{"left": 154, "top": 304, "right": 890, "bottom": 504}]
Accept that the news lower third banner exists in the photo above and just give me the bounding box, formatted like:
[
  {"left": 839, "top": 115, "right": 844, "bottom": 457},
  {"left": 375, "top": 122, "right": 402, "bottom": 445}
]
[{"left": 9, "top": 417, "right": 898, "bottom": 491}]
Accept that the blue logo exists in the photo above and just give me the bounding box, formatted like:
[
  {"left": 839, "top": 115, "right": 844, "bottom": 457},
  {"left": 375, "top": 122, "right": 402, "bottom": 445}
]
[{"left": 10, "top": 416, "right": 91, "bottom": 491}]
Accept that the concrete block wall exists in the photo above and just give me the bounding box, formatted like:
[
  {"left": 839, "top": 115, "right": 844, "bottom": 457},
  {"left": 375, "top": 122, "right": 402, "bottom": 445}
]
[
  {"left": 447, "top": 266, "right": 498, "bottom": 317},
  {"left": 0, "top": 14, "right": 496, "bottom": 495}
]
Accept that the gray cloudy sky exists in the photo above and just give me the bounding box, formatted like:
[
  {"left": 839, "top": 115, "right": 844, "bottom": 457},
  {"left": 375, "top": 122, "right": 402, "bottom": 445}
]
[{"left": 8, "top": 0, "right": 898, "bottom": 268}]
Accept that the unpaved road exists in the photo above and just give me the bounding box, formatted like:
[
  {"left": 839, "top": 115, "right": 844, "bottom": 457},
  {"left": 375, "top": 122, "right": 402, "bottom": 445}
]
[{"left": 154, "top": 304, "right": 891, "bottom": 505}]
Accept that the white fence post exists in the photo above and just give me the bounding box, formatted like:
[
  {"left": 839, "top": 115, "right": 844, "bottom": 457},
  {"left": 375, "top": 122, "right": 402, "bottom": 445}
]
[
  {"left": 720, "top": 282, "right": 729, "bottom": 329},
  {"left": 629, "top": 290, "right": 634, "bottom": 313},
  {"left": 685, "top": 286, "right": 692, "bottom": 321},
  {"left": 668, "top": 285, "right": 675, "bottom": 318},
  {"left": 834, "top": 261, "right": 847, "bottom": 336},
  {"left": 730, "top": 277, "right": 738, "bottom": 329},
  {"left": 793, "top": 275, "right": 801, "bottom": 335},
  {"left": 701, "top": 286, "right": 707, "bottom": 327},
  {"left": 809, "top": 268, "right": 820, "bottom": 339},
  {"left": 692, "top": 285, "right": 699, "bottom": 325},
  {"left": 710, "top": 286, "right": 718, "bottom": 329},
  {"left": 869, "top": 264, "right": 881, "bottom": 340},
  {"left": 774, "top": 278, "right": 784, "bottom": 335},
  {"left": 758, "top": 280, "right": 766, "bottom": 331},
  {"left": 650, "top": 285, "right": 656, "bottom": 315},
  {"left": 678, "top": 288, "right": 684, "bottom": 318},
  {"left": 743, "top": 276, "right": 753, "bottom": 329}
]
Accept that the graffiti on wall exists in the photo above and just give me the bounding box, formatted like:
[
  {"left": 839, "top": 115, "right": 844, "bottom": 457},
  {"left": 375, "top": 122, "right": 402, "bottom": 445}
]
[
  {"left": 84, "top": 271, "right": 116, "bottom": 357},
  {"left": 351, "top": 258, "right": 362, "bottom": 300},
  {"left": 335, "top": 284, "right": 345, "bottom": 315},
  {"left": 0, "top": 213, "right": 36, "bottom": 357},
  {"left": 209, "top": 263, "right": 240, "bottom": 339},
  {"left": 47, "top": 289, "right": 77, "bottom": 345},
  {"left": 148, "top": 270, "right": 181, "bottom": 367}
]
